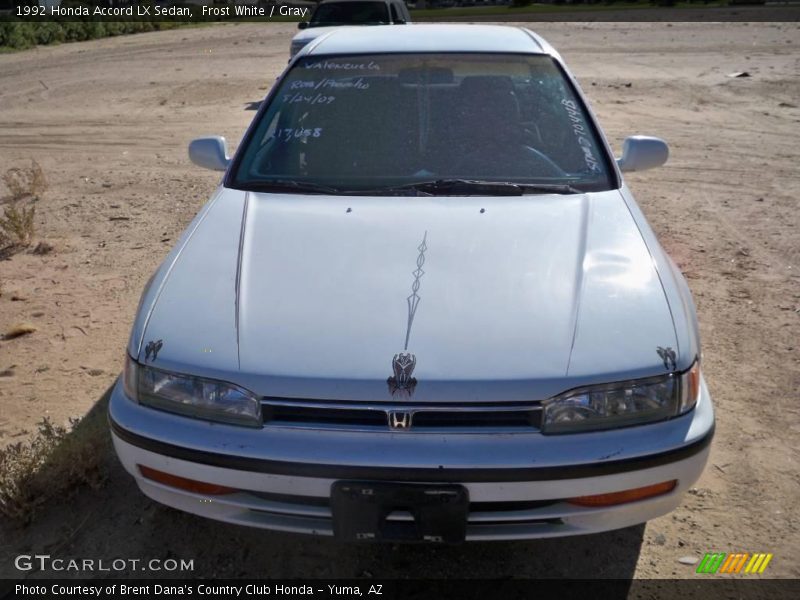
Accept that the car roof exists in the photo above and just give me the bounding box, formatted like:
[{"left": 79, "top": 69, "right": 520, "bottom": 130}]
[{"left": 305, "top": 25, "right": 549, "bottom": 57}]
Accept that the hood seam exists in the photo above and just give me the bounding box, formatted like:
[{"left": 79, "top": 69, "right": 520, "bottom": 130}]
[
  {"left": 235, "top": 191, "right": 250, "bottom": 370},
  {"left": 565, "top": 193, "right": 591, "bottom": 377},
  {"left": 616, "top": 188, "right": 681, "bottom": 363}
]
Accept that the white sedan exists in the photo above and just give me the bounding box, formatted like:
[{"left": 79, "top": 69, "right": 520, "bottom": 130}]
[{"left": 109, "top": 25, "right": 714, "bottom": 543}]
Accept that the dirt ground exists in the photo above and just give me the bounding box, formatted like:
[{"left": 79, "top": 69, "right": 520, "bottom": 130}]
[{"left": 0, "top": 21, "right": 798, "bottom": 580}]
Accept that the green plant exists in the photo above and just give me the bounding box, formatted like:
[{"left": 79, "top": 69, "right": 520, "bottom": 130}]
[
  {"left": 0, "top": 22, "right": 37, "bottom": 50},
  {"left": 0, "top": 19, "right": 201, "bottom": 51},
  {"left": 34, "top": 22, "right": 66, "bottom": 46}
]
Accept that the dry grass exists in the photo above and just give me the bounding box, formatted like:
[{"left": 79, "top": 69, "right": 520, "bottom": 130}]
[{"left": 0, "top": 414, "right": 108, "bottom": 524}]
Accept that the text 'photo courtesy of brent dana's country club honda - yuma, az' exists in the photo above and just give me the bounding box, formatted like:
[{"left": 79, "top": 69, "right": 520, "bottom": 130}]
[{"left": 108, "top": 24, "right": 714, "bottom": 544}]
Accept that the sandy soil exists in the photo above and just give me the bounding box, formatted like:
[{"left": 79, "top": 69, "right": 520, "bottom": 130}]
[{"left": 0, "top": 21, "right": 798, "bottom": 579}]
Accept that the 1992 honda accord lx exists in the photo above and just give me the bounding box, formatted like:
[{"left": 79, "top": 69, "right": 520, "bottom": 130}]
[{"left": 109, "top": 25, "right": 714, "bottom": 542}]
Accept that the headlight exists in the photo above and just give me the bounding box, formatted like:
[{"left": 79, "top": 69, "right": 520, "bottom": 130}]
[
  {"left": 541, "top": 362, "right": 701, "bottom": 434},
  {"left": 122, "top": 355, "right": 261, "bottom": 427}
]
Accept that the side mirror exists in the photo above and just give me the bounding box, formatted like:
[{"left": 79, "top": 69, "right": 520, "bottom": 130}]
[
  {"left": 298, "top": 21, "right": 309, "bottom": 30},
  {"left": 188, "top": 136, "right": 230, "bottom": 171},
  {"left": 617, "top": 136, "right": 669, "bottom": 173}
]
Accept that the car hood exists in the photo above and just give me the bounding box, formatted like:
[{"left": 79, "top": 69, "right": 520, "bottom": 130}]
[{"left": 137, "top": 189, "right": 678, "bottom": 402}]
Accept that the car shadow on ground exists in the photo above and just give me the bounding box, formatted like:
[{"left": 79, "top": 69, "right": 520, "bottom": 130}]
[{"left": 0, "top": 385, "right": 644, "bottom": 581}]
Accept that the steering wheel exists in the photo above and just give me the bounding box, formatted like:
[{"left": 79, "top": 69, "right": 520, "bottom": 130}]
[{"left": 451, "top": 144, "right": 567, "bottom": 179}]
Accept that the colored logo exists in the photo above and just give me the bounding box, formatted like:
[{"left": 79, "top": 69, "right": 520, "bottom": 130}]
[{"left": 696, "top": 552, "right": 773, "bottom": 574}]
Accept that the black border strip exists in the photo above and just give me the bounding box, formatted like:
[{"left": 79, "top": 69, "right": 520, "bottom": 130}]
[
  {"left": 109, "top": 417, "right": 713, "bottom": 483},
  {"left": 3, "top": 579, "right": 799, "bottom": 600}
]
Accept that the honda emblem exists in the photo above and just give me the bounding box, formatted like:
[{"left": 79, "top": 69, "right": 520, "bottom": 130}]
[{"left": 388, "top": 411, "right": 412, "bottom": 430}]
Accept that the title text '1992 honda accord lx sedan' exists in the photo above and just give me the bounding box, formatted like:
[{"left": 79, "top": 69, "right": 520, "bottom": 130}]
[{"left": 109, "top": 25, "right": 714, "bottom": 542}]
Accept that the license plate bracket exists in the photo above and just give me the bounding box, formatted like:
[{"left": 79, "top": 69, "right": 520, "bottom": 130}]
[{"left": 331, "top": 481, "right": 469, "bottom": 543}]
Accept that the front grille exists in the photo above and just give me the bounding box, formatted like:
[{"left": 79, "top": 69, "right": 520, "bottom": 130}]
[
  {"left": 263, "top": 405, "right": 388, "bottom": 428},
  {"left": 261, "top": 398, "right": 542, "bottom": 432},
  {"left": 412, "top": 410, "right": 540, "bottom": 429}
]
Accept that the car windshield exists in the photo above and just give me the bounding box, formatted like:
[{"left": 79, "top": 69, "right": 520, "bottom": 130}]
[
  {"left": 232, "top": 53, "right": 615, "bottom": 194},
  {"left": 309, "top": 2, "right": 390, "bottom": 26}
]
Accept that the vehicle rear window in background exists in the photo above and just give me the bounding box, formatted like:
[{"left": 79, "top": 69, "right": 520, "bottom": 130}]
[
  {"left": 310, "top": 2, "right": 391, "bottom": 26},
  {"left": 233, "top": 54, "right": 615, "bottom": 193}
]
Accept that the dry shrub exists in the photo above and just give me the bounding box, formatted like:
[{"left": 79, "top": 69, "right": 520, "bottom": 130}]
[
  {"left": 2, "top": 160, "right": 47, "bottom": 201},
  {"left": 0, "top": 204, "right": 35, "bottom": 248},
  {"left": 0, "top": 415, "right": 108, "bottom": 524},
  {"left": 0, "top": 161, "right": 43, "bottom": 254}
]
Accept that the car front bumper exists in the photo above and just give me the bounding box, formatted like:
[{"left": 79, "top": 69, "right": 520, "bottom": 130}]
[{"left": 109, "top": 377, "right": 714, "bottom": 540}]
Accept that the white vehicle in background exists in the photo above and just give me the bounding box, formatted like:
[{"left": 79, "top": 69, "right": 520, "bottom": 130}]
[{"left": 289, "top": 0, "right": 411, "bottom": 58}]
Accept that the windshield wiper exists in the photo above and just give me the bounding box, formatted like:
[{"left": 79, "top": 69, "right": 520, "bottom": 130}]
[
  {"left": 356, "top": 179, "right": 583, "bottom": 196},
  {"left": 242, "top": 179, "right": 583, "bottom": 197},
  {"left": 516, "top": 183, "right": 584, "bottom": 195},
  {"left": 244, "top": 180, "right": 342, "bottom": 195}
]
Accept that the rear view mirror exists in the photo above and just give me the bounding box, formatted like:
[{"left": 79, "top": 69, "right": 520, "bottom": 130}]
[
  {"left": 298, "top": 22, "right": 309, "bottom": 30},
  {"left": 617, "top": 136, "right": 669, "bottom": 172},
  {"left": 188, "top": 136, "right": 230, "bottom": 172}
]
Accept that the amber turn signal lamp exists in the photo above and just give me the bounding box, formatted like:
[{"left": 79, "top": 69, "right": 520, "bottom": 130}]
[
  {"left": 687, "top": 363, "right": 701, "bottom": 405},
  {"left": 138, "top": 465, "right": 237, "bottom": 495},
  {"left": 567, "top": 480, "right": 677, "bottom": 507}
]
